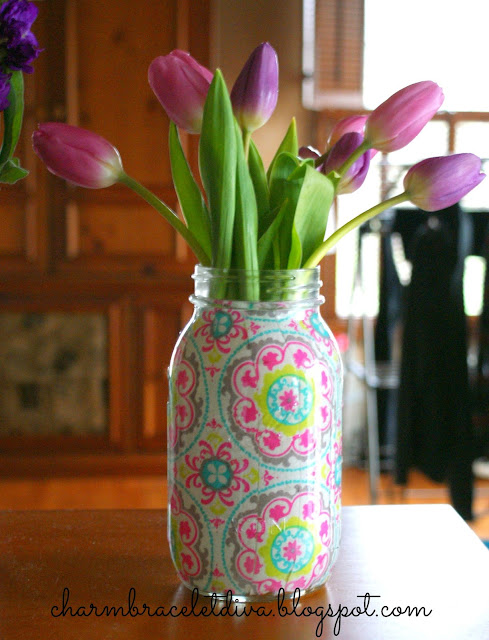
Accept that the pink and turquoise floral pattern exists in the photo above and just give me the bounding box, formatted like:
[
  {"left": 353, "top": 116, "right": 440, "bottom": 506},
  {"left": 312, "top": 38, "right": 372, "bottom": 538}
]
[
  {"left": 299, "top": 309, "right": 338, "bottom": 357},
  {"left": 168, "top": 356, "right": 197, "bottom": 447},
  {"left": 184, "top": 439, "right": 250, "bottom": 507},
  {"left": 168, "top": 487, "right": 202, "bottom": 583},
  {"left": 168, "top": 301, "right": 343, "bottom": 597},
  {"left": 193, "top": 307, "right": 248, "bottom": 354},
  {"left": 235, "top": 492, "right": 332, "bottom": 594},
  {"left": 231, "top": 341, "right": 333, "bottom": 457}
]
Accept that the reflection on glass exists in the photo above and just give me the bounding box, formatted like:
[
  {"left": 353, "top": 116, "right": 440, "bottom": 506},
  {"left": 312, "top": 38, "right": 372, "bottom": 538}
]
[{"left": 0, "top": 313, "right": 108, "bottom": 436}]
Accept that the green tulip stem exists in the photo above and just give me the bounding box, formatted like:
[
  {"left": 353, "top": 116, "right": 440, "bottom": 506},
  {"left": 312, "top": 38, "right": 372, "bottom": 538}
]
[
  {"left": 336, "top": 139, "right": 372, "bottom": 178},
  {"left": 314, "top": 151, "right": 329, "bottom": 168},
  {"left": 303, "top": 192, "right": 409, "bottom": 268},
  {"left": 118, "top": 172, "right": 211, "bottom": 266}
]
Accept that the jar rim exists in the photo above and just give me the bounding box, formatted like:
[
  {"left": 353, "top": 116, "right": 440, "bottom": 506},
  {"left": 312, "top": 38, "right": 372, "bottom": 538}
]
[
  {"left": 193, "top": 265, "right": 321, "bottom": 276},
  {"left": 192, "top": 265, "right": 323, "bottom": 305}
]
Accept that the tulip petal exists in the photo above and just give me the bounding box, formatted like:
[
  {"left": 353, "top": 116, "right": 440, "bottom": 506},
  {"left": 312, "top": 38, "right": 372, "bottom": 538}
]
[
  {"left": 32, "top": 122, "right": 123, "bottom": 188},
  {"left": 231, "top": 42, "right": 278, "bottom": 133},
  {"left": 328, "top": 115, "right": 368, "bottom": 147},
  {"left": 404, "top": 153, "right": 486, "bottom": 211},
  {"left": 323, "top": 132, "right": 370, "bottom": 194},
  {"left": 365, "top": 81, "right": 444, "bottom": 152},
  {"left": 148, "top": 50, "right": 212, "bottom": 133}
]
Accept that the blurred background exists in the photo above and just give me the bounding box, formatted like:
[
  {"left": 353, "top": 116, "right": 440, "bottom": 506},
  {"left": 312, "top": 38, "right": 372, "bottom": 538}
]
[{"left": 1, "top": 0, "right": 488, "bottom": 540}]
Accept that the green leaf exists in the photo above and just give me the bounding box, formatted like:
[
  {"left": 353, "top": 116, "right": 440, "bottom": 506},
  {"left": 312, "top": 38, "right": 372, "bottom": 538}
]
[
  {"left": 287, "top": 223, "right": 302, "bottom": 269},
  {"left": 268, "top": 152, "right": 300, "bottom": 217},
  {"left": 248, "top": 139, "right": 269, "bottom": 237},
  {"left": 289, "top": 164, "right": 335, "bottom": 267},
  {"left": 255, "top": 151, "right": 300, "bottom": 243},
  {"left": 266, "top": 117, "right": 298, "bottom": 182},
  {"left": 0, "top": 72, "right": 26, "bottom": 175},
  {"left": 257, "top": 198, "right": 288, "bottom": 269},
  {"left": 233, "top": 122, "right": 259, "bottom": 298},
  {"left": 169, "top": 122, "right": 211, "bottom": 263},
  {"left": 199, "top": 69, "right": 237, "bottom": 269},
  {"left": 0, "top": 157, "right": 29, "bottom": 184},
  {"left": 274, "top": 166, "right": 306, "bottom": 269}
]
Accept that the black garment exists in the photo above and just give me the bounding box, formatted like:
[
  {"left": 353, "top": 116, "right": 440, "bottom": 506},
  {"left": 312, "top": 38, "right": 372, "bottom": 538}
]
[
  {"left": 472, "top": 218, "right": 489, "bottom": 457},
  {"left": 395, "top": 208, "right": 474, "bottom": 520},
  {"left": 374, "top": 224, "right": 402, "bottom": 456}
]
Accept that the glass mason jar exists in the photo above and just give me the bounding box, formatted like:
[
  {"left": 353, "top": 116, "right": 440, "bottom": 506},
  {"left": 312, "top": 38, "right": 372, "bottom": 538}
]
[{"left": 167, "top": 266, "right": 343, "bottom": 600}]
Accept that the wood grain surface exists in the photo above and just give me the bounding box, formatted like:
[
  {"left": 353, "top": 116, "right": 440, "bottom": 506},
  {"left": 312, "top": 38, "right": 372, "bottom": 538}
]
[{"left": 1, "top": 505, "right": 488, "bottom": 640}]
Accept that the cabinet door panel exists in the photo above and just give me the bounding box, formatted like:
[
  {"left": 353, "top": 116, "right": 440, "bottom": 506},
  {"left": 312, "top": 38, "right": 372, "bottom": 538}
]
[
  {"left": 0, "top": 199, "right": 25, "bottom": 255},
  {"left": 76, "top": 200, "right": 175, "bottom": 257},
  {"left": 72, "top": 0, "right": 176, "bottom": 182},
  {"left": 59, "top": 0, "right": 182, "bottom": 270}
]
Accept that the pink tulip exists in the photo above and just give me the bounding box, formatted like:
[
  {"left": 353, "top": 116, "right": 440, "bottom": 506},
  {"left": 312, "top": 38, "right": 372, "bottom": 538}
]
[
  {"left": 32, "top": 123, "right": 123, "bottom": 188},
  {"left": 322, "top": 132, "right": 370, "bottom": 194},
  {"left": 148, "top": 50, "right": 213, "bottom": 134},
  {"left": 328, "top": 115, "right": 368, "bottom": 147},
  {"left": 231, "top": 42, "right": 278, "bottom": 133},
  {"left": 404, "top": 154, "right": 485, "bottom": 211},
  {"left": 365, "top": 81, "right": 444, "bottom": 152}
]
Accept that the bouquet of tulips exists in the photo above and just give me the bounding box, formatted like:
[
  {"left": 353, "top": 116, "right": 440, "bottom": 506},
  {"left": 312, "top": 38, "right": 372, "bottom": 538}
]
[{"left": 32, "top": 42, "right": 485, "bottom": 300}]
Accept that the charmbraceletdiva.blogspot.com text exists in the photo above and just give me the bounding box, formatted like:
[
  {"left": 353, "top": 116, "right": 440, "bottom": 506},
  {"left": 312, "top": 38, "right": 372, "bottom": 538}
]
[{"left": 51, "top": 587, "right": 432, "bottom": 637}]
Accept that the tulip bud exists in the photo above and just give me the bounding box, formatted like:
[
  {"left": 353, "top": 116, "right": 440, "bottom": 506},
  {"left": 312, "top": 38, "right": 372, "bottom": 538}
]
[
  {"left": 148, "top": 50, "right": 213, "bottom": 134},
  {"left": 403, "top": 153, "right": 485, "bottom": 211},
  {"left": 32, "top": 123, "right": 123, "bottom": 188},
  {"left": 322, "top": 132, "right": 370, "bottom": 194},
  {"left": 298, "top": 145, "right": 321, "bottom": 160},
  {"left": 328, "top": 115, "right": 368, "bottom": 148},
  {"left": 231, "top": 42, "right": 278, "bottom": 133},
  {"left": 365, "top": 81, "right": 444, "bottom": 152}
]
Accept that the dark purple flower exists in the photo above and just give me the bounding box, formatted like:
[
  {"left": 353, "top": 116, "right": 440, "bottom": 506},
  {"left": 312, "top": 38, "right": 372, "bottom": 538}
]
[
  {"left": 0, "top": 0, "right": 41, "bottom": 73},
  {"left": 231, "top": 42, "right": 278, "bottom": 133},
  {"left": 0, "top": 0, "right": 37, "bottom": 31},
  {"left": 322, "top": 132, "right": 370, "bottom": 194},
  {"left": 0, "top": 70, "right": 11, "bottom": 110}
]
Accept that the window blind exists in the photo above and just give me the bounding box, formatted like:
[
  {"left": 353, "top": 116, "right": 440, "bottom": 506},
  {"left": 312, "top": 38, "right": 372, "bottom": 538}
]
[{"left": 303, "top": 0, "right": 364, "bottom": 109}]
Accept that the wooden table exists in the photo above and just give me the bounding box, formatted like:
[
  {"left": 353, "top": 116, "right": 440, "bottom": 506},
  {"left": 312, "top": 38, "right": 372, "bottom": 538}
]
[{"left": 1, "top": 505, "right": 488, "bottom": 639}]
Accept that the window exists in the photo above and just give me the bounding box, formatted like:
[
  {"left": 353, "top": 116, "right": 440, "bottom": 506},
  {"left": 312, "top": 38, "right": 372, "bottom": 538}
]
[
  {"left": 363, "top": 0, "right": 489, "bottom": 113},
  {"left": 304, "top": 0, "right": 489, "bottom": 318}
]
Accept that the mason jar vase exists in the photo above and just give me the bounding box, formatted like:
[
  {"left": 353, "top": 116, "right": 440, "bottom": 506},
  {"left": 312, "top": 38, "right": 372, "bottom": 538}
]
[{"left": 167, "top": 266, "right": 343, "bottom": 600}]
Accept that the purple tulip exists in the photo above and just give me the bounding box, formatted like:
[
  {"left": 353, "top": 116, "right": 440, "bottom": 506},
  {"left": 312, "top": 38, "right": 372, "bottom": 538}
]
[
  {"left": 328, "top": 115, "right": 368, "bottom": 147},
  {"left": 148, "top": 50, "right": 213, "bottom": 134},
  {"left": 32, "top": 123, "right": 123, "bottom": 188},
  {"left": 298, "top": 145, "right": 321, "bottom": 160},
  {"left": 322, "top": 132, "right": 370, "bottom": 194},
  {"left": 365, "top": 81, "right": 444, "bottom": 153},
  {"left": 231, "top": 42, "right": 278, "bottom": 133},
  {"left": 403, "top": 154, "right": 485, "bottom": 211}
]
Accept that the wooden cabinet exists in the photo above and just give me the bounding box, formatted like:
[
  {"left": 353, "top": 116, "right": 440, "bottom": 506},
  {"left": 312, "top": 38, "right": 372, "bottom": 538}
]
[{"left": 0, "top": 0, "right": 211, "bottom": 475}]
